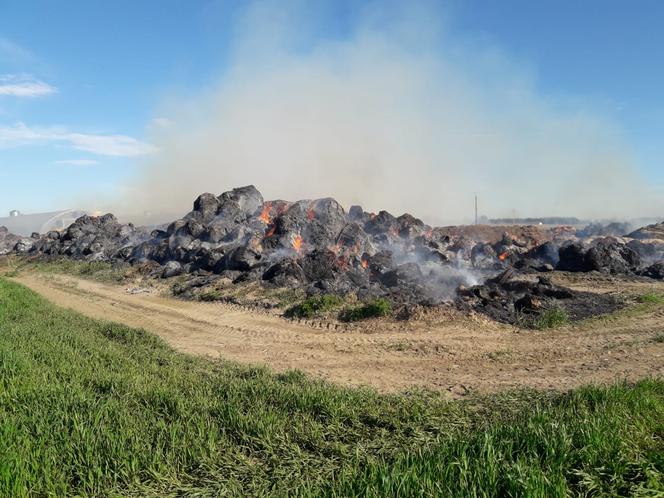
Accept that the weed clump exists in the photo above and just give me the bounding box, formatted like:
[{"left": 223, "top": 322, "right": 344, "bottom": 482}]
[
  {"left": 199, "top": 289, "right": 223, "bottom": 302},
  {"left": 285, "top": 294, "right": 343, "bottom": 318},
  {"left": 339, "top": 298, "right": 391, "bottom": 322},
  {"left": 533, "top": 306, "right": 570, "bottom": 329},
  {"left": 636, "top": 292, "right": 664, "bottom": 304}
]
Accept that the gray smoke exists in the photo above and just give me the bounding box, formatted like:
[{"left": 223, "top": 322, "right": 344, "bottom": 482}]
[{"left": 113, "top": 0, "right": 662, "bottom": 223}]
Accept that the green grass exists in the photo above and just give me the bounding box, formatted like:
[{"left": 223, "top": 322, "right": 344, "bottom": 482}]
[
  {"left": 637, "top": 292, "right": 664, "bottom": 304},
  {"left": 285, "top": 294, "right": 344, "bottom": 318},
  {"left": 0, "top": 278, "right": 663, "bottom": 496},
  {"left": 339, "top": 298, "right": 392, "bottom": 322},
  {"left": 533, "top": 306, "right": 570, "bottom": 330},
  {"left": 199, "top": 289, "right": 223, "bottom": 302}
]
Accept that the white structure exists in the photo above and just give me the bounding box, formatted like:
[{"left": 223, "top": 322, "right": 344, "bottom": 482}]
[{"left": 0, "top": 209, "right": 87, "bottom": 236}]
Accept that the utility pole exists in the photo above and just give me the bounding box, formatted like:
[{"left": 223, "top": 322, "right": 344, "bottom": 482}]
[{"left": 474, "top": 194, "right": 478, "bottom": 225}]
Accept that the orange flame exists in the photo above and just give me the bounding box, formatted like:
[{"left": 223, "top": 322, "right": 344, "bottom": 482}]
[
  {"left": 259, "top": 202, "right": 272, "bottom": 224},
  {"left": 498, "top": 251, "right": 509, "bottom": 261},
  {"left": 265, "top": 225, "right": 276, "bottom": 238},
  {"left": 292, "top": 234, "right": 303, "bottom": 252},
  {"left": 360, "top": 256, "right": 369, "bottom": 269}
]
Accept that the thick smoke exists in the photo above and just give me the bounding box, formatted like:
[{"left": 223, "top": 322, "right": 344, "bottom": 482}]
[{"left": 118, "top": 1, "right": 661, "bottom": 223}]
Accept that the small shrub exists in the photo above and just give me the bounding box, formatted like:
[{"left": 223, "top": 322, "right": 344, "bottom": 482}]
[
  {"left": 285, "top": 294, "right": 343, "bottom": 318},
  {"left": 653, "top": 333, "right": 664, "bottom": 343},
  {"left": 339, "top": 298, "right": 391, "bottom": 322},
  {"left": 636, "top": 292, "right": 663, "bottom": 304},
  {"left": 199, "top": 289, "right": 223, "bottom": 302},
  {"left": 533, "top": 306, "right": 569, "bottom": 329}
]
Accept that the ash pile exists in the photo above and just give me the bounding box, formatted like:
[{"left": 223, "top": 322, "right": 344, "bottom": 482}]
[
  {"left": 516, "top": 230, "right": 664, "bottom": 280},
  {"left": 9, "top": 185, "right": 664, "bottom": 324},
  {"left": 22, "top": 214, "right": 152, "bottom": 260},
  {"left": 456, "top": 269, "right": 620, "bottom": 325},
  {"left": 19, "top": 186, "right": 493, "bottom": 305},
  {"left": 0, "top": 226, "right": 25, "bottom": 255}
]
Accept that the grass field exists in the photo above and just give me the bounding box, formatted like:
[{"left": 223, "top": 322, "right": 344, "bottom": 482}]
[{"left": 0, "top": 277, "right": 662, "bottom": 497}]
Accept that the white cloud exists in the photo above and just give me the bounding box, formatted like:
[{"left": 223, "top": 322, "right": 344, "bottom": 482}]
[
  {"left": 0, "top": 122, "right": 156, "bottom": 157},
  {"left": 54, "top": 159, "right": 98, "bottom": 166},
  {"left": 0, "top": 74, "right": 56, "bottom": 97}
]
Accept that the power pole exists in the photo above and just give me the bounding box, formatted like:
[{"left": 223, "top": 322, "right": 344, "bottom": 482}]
[{"left": 474, "top": 194, "right": 478, "bottom": 225}]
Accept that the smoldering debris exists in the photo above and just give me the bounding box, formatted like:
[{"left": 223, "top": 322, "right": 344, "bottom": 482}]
[
  {"left": 7, "top": 185, "right": 664, "bottom": 324},
  {"left": 456, "top": 271, "right": 620, "bottom": 326}
]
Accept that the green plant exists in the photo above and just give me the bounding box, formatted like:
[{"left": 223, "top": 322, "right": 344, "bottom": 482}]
[
  {"left": 636, "top": 292, "right": 664, "bottom": 304},
  {"left": 339, "top": 298, "right": 391, "bottom": 322},
  {"left": 199, "top": 289, "right": 223, "bottom": 301},
  {"left": 285, "top": 294, "right": 343, "bottom": 318},
  {"left": 533, "top": 306, "right": 570, "bottom": 329},
  {"left": 653, "top": 333, "right": 664, "bottom": 343}
]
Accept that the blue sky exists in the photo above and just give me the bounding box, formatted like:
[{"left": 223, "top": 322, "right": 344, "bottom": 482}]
[{"left": 0, "top": 0, "right": 662, "bottom": 217}]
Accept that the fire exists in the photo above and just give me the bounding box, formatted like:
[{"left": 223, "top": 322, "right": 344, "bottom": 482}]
[
  {"left": 259, "top": 202, "right": 272, "bottom": 224},
  {"left": 498, "top": 251, "right": 509, "bottom": 262},
  {"left": 292, "top": 234, "right": 303, "bottom": 252},
  {"left": 265, "top": 225, "right": 276, "bottom": 238},
  {"left": 360, "top": 255, "right": 369, "bottom": 269}
]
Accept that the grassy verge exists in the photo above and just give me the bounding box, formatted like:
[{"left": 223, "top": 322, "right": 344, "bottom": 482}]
[
  {"left": 3, "top": 256, "right": 130, "bottom": 283},
  {"left": 339, "top": 297, "right": 391, "bottom": 322},
  {"left": 285, "top": 294, "right": 344, "bottom": 318},
  {"left": 0, "top": 278, "right": 662, "bottom": 496}
]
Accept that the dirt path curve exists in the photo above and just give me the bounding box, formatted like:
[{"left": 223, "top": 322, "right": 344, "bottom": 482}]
[{"left": 12, "top": 271, "right": 664, "bottom": 395}]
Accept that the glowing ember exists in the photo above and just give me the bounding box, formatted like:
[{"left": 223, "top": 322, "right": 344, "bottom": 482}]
[
  {"left": 265, "top": 225, "right": 276, "bottom": 238},
  {"left": 360, "top": 256, "right": 369, "bottom": 269},
  {"left": 292, "top": 234, "right": 303, "bottom": 252},
  {"left": 259, "top": 202, "right": 272, "bottom": 224},
  {"left": 498, "top": 251, "right": 509, "bottom": 261}
]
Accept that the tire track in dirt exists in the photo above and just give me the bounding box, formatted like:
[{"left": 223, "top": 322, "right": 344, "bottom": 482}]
[{"left": 11, "top": 271, "right": 664, "bottom": 394}]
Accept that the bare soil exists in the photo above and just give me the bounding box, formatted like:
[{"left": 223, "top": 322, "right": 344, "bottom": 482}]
[{"left": 9, "top": 270, "right": 664, "bottom": 396}]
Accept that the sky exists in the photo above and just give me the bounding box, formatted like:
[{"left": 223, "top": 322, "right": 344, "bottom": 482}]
[{"left": 0, "top": 0, "right": 663, "bottom": 221}]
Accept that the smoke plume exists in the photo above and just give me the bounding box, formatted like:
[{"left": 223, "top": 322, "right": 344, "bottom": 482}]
[{"left": 118, "top": 0, "right": 661, "bottom": 224}]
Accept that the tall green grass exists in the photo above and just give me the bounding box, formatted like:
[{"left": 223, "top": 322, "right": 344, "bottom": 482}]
[{"left": 0, "top": 278, "right": 662, "bottom": 496}]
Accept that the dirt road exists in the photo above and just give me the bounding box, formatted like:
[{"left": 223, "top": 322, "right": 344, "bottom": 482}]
[{"left": 12, "top": 271, "right": 664, "bottom": 395}]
